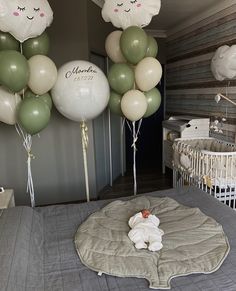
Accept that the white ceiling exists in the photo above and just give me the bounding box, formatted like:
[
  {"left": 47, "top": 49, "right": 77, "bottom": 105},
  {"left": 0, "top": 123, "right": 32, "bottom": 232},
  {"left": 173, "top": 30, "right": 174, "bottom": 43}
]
[{"left": 92, "top": 0, "right": 234, "bottom": 36}]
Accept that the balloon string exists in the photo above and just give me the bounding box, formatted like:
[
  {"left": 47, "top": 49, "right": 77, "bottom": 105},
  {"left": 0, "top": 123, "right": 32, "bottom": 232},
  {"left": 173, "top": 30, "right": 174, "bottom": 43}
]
[
  {"left": 132, "top": 121, "right": 137, "bottom": 195},
  {"left": 15, "top": 123, "right": 36, "bottom": 207},
  {"left": 80, "top": 121, "right": 90, "bottom": 202},
  {"left": 20, "top": 43, "right": 23, "bottom": 55},
  {"left": 126, "top": 119, "right": 142, "bottom": 195},
  {"left": 19, "top": 43, "right": 25, "bottom": 100},
  {"left": 27, "top": 152, "right": 35, "bottom": 208}
]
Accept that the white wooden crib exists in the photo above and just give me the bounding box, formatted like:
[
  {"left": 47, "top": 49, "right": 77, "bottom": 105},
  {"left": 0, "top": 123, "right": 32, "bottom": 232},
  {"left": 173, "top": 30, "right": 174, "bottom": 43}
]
[{"left": 173, "top": 137, "right": 236, "bottom": 209}]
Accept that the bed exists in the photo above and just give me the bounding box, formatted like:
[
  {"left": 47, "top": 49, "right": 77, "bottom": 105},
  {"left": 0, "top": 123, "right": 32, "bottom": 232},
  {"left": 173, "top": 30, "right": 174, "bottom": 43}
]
[{"left": 1, "top": 186, "right": 236, "bottom": 291}]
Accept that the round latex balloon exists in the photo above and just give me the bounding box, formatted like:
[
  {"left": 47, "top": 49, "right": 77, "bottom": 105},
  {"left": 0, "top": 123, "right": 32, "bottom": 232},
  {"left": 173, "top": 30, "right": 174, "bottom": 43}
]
[
  {"left": 28, "top": 55, "right": 57, "bottom": 95},
  {"left": 22, "top": 32, "right": 50, "bottom": 59},
  {"left": 0, "top": 0, "right": 53, "bottom": 42},
  {"left": 135, "top": 57, "right": 162, "bottom": 91},
  {"left": 24, "top": 89, "right": 36, "bottom": 99},
  {"left": 108, "top": 91, "right": 123, "bottom": 116},
  {"left": 24, "top": 89, "right": 52, "bottom": 110},
  {"left": 0, "top": 86, "right": 21, "bottom": 125},
  {"left": 102, "top": 0, "right": 161, "bottom": 30},
  {"left": 0, "top": 50, "right": 29, "bottom": 92},
  {"left": 108, "top": 63, "right": 134, "bottom": 94},
  {"left": 121, "top": 89, "right": 147, "bottom": 121},
  {"left": 120, "top": 26, "right": 148, "bottom": 65},
  {"left": 144, "top": 88, "right": 161, "bottom": 118},
  {"left": 0, "top": 30, "right": 19, "bottom": 51},
  {"left": 51, "top": 60, "right": 110, "bottom": 122},
  {"left": 105, "top": 30, "right": 126, "bottom": 63},
  {"left": 17, "top": 97, "right": 50, "bottom": 135},
  {"left": 145, "top": 35, "right": 158, "bottom": 58},
  {"left": 39, "top": 93, "right": 52, "bottom": 110}
]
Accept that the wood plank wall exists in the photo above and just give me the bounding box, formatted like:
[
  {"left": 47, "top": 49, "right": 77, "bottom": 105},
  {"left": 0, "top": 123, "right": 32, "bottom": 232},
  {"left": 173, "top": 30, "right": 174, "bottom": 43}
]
[{"left": 166, "top": 4, "right": 236, "bottom": 143}]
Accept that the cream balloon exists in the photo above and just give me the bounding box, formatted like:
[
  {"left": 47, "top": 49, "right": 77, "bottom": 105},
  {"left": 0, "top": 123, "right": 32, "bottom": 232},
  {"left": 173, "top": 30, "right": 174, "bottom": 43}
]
[
  {"left": 135, "top": 57, "right": 162, "bottom": 92},
  {"left": 105, "top": 31, "right": 126, "bottom": 63},
  {"left": 51, "top": 60, "right": 110, "bottom": 122},
  {"left": 28, "top": 55, "right": 57, "bottom": 95},
  {"left": 0, "top": 86, "right": 21, "bottom": 125},
  {"left": 121, "top": 90, "right": 147, "bottom": 122}
]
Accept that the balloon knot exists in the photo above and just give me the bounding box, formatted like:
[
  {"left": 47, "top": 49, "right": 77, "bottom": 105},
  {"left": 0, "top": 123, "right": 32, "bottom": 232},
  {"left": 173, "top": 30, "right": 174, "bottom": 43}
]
[{"left": 27, "top": 151, "right": 35, "bottom": 160}]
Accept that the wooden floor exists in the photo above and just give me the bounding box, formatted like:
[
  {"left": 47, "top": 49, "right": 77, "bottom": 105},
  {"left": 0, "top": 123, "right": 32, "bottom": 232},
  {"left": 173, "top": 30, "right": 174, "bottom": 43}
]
[{"left": 99, "top": 167, "right": 173, "bottom": 200}]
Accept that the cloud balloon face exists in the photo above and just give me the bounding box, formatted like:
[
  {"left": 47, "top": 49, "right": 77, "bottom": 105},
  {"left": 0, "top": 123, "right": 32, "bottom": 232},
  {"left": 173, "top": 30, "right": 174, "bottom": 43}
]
[
  {"left": 0, "top": 0, "right": 53, "bottom": 42},
  {"left": 211, "top": 45, "right": 236, "bottom": 81},
  {"left": 102, "top": 0, "right": 161, "bottom": 30}
]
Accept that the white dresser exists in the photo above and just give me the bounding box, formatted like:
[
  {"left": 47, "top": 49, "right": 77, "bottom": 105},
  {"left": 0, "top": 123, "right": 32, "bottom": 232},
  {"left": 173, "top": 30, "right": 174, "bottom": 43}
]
[{"left": 0, "top": 189, "right": 15, "bottom": 209}]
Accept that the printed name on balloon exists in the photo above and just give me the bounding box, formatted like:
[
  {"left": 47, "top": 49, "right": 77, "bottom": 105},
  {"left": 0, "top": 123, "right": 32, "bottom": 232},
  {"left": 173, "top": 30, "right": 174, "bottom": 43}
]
[{"left": 65, "top": 66, "right": 98, "bottom": 79}]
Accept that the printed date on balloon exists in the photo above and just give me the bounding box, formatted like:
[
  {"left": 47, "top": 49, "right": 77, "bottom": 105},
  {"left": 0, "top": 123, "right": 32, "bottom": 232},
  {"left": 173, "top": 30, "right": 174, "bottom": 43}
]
[{"left": 73, "top": 76, "right": 94, "bottom": 81}]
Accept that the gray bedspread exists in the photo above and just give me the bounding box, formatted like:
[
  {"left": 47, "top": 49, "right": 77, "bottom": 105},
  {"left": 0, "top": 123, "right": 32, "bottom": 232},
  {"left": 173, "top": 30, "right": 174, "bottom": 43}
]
[{"left": 1, "top": 186, "right": 236, "bottom": 291}]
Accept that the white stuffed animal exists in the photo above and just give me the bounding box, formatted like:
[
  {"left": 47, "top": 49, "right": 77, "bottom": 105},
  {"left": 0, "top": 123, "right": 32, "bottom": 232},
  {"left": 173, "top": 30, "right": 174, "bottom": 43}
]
[{"left": 128, "top": 209, "right": 164, "bottom": 252}]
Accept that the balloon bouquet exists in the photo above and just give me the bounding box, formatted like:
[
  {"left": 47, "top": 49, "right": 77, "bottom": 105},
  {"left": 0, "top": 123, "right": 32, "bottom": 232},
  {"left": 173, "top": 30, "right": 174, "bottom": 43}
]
[
  {"left": 0, "top": 0, "right": 57, "bottom": 206},
  {"left": 102, "top": 0, "right": 162, "bottom": 194}
]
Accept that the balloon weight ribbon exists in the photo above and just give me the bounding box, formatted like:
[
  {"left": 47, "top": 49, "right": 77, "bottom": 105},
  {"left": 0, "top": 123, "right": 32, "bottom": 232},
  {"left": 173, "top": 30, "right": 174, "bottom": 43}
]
[{"left": 80, "top": 121, "right": 90, "bottom": 202}]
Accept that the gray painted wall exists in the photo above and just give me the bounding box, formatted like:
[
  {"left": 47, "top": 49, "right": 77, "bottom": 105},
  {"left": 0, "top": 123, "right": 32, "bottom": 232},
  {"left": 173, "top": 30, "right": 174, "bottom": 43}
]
[{"left": 0, "top": 0, "right": 122, "bottom": 206}]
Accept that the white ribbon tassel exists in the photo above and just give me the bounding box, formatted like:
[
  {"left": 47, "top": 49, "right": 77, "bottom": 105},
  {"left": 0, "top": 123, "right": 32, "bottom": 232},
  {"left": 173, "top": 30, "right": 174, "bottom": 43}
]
[{"left": 15, "top": 124, "right": 35, "bottom": 207}]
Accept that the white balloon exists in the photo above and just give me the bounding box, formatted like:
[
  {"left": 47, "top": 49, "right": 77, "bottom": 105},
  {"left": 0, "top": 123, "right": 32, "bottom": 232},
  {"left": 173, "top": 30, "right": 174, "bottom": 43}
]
[
  {"left": 105, "top": 31, "right": 126, "bottom": 63},
  {"left": 102, "top": 0, "right": 161, "bottom": 30},
  {"left": 0, "top": 86, "right": 21, "bottom": 125},
  {"left": 121, "top": 89, "right": 147, "bottom": 121},
  {"left": 135, "top": 57, "right": 162, "bottom": 92},
  {"left": 211, "top": 45, "right": 236, "bottom": 81},
  {"left": 51, "top": 61, "right": 110, "bottom": 122},
  {"left": 0, "top": 0, "right": 53, "bottom": 42},
  {"left": 28, "top": 55, "right": 58, "bottom": 95}
]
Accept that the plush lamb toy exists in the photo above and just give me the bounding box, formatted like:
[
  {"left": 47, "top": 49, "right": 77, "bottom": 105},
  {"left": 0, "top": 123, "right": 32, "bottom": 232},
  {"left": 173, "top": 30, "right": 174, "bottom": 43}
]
[{"left": 128, "top": 209, "right": 164, "bottom": 252}]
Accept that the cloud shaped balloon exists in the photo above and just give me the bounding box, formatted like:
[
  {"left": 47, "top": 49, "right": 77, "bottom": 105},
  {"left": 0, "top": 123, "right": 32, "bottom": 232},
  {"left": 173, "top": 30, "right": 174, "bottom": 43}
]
[
  {"left": 0, "top": 0, "right": 53, "bottom": 42},
  {"left": 211, "top": 45, "right": 236, "bottom": 81},
  {"left": 102, "top": 0, "right": 161, "bottom": 30}
]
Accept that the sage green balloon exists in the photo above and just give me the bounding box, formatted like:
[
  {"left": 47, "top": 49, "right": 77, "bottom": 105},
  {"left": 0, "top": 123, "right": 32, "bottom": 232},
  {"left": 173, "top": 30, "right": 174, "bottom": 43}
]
[
  {"left": 0, "top": 50, "right": 29, "bottom": 92},
  {"left": 120, "top": 26, "right": 148, "bottom": 65},
  {"left": 108, "top": 63, "right": 134, "bottom": 94},
  {"left": 24, "top": 89, "right": 36, "bottom": 99},
  {"left": 0, "top": 31, "right": 19, "bottom": 51},
  {"left": 40, "top": 93, "right": 53, "bottom": 110},
  {"left": 17, "top": 97, "right": 51, "bottom": 135},
  {"left": 22, "top": 32, "right": 50, "bottom": 59},
  {"left": 24, "top": 89, "right": 52, "bottom": 110},
  {"left": 145, "top": 36, "right": 158, "bottom": 58},
  {"left": 144, "top": 88, "right": 161, "bottom": 118},
  {"left": 108, "top": 91, "right": 123, "bottom": 116}
]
